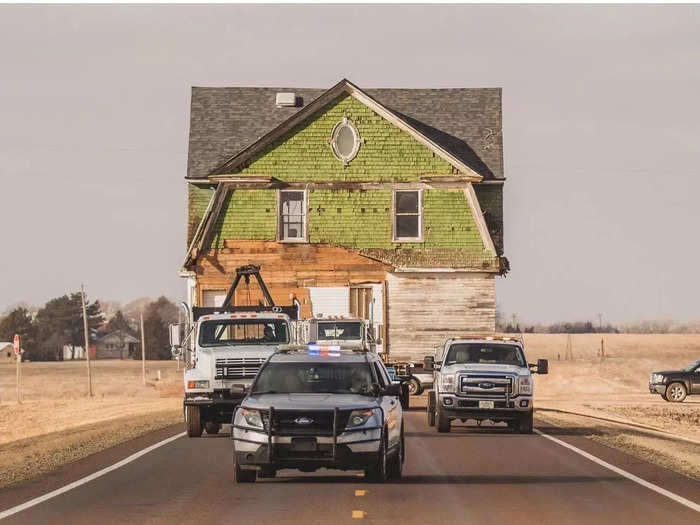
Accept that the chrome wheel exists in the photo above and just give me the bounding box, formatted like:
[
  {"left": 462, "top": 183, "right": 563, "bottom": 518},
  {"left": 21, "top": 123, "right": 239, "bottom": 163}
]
[
  {"left": 407, "top": 378, "right": 420, "bottom": 395},
  {"left": 667, "top": 383, "right": 687, "bottom": 402}
]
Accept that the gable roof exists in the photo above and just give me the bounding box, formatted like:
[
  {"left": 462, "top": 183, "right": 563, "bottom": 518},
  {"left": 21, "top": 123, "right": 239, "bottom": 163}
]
[{"left": 187, "top": 80, "right": 503, "bottom": 181}]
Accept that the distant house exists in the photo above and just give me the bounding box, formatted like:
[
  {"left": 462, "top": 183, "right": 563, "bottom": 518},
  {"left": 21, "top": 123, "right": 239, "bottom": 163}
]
[
  {"left": 94, "top": 330, "right": 140, "bottom": 359},
  {"left": 1, "top": 342, "right": 17, "bottom": 360},
  {"left": 62, "top": 345, "right": 87, "bottom": 360}
]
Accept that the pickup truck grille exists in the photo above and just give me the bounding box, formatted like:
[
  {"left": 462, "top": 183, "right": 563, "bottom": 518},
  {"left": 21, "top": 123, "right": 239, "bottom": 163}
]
[
  {"left": 215, "top": 357, "right": 266, "bottom": 380},
  {"left": 458, "top": 374, "right": 515, "bottom": 398}
]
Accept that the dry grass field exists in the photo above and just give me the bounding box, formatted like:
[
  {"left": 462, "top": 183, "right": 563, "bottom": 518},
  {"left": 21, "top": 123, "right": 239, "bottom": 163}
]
[{"left": 0, "top": 334, "right": 698, "bottom": 486}]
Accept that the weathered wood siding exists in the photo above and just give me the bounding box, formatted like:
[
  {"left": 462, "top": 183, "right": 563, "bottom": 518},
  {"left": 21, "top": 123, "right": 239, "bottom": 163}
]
[
  {"left": 195, "top": 240, "right": 389, "bottom": 318},
  {"left": 386, "top": 272, "right": 495, "bottom": 361}
]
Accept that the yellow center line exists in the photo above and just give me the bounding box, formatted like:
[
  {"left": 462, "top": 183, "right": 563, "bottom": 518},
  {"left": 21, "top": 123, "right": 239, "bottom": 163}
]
[
  {"left": 352, "top": 510, "right": 366, "bottom": 519},
  {"left": 355, "top": 489, "right": 366, "bottom": 496}
]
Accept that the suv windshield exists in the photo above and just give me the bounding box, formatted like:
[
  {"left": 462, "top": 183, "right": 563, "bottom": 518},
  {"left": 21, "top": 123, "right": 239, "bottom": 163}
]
[
  {"left": 199, "top": 319, "right": 289, "bottom": 346},
  {"left": 444, "top": 343, "right": 526, "bottom": 367},
  {"left": 316, "top": 322, "right": 363, "bottom": 341},
  {"left": 252, "top": 363, "right": 373, "bottom": 394},
  {"left": 683, "top": 360, "right": 700, "bottom": 372}
]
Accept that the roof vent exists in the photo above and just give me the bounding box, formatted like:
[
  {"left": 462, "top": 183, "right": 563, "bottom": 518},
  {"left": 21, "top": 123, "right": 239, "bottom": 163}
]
[{"left": 275, "top": 92, "right": 297, "bottom": 108}]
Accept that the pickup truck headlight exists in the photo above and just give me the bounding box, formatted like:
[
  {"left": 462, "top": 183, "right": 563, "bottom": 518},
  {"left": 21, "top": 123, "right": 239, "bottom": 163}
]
[
  {"left": 347, "top": 409, "right": 375, "bottom": 428},
  {"left": 187, "top": 380, "right": 209, "bottom": 390},
  {"left": 239, "top": 408, "right": 264, "bottom": 429},
  {"left": 441, "top": 374, "right": 456, "bottom": 393},
  {"left": 651, "top": 374, "right": 665, "bottom": 384},
  {"left": 518, "top": 376, "right": 532, "bottom": 395}
]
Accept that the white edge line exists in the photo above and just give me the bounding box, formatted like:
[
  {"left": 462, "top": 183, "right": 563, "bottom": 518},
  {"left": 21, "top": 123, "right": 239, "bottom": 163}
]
[
  {"left": 0, "top": 431, "right": 187, "bottom": 521},
  {"left": 534, "top": 428, "right": 700, "bottom": 513}
]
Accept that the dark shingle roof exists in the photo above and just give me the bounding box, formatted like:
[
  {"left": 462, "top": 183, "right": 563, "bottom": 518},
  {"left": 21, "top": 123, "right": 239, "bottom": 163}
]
[{"left": 187, "top": 83, "right": 503, "bottom": 181}]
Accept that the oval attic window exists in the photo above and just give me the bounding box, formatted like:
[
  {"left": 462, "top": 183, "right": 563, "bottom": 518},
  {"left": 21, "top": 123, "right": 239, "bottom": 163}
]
[{"left": 331, "top": 118, "right": 360, "bottom": 163}]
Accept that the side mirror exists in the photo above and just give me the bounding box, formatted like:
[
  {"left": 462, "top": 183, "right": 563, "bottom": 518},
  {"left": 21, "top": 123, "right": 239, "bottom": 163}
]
[
  {"left": 537, "top": 359, "right": 549, "bottom": 374},
  {"left": 384, "top": 383, "right": 401, "bottom": 397},
  {"left": 230, "top": 384, "right": 247, "bottom": 395},
  {"left": 169, "top": 323, "right": 182, "bottom": 348},
  {"left": 424, "top": 356, "right": 434, "bottom": 369}
]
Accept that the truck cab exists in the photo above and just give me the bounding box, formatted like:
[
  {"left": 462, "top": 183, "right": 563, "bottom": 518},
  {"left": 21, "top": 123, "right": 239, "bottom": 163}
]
[
  {"left": 170, "top": 264, "right": 298, "bottom": 437},
  {"left": 427, "top": 335, "right": 548, "bottom": 434}
]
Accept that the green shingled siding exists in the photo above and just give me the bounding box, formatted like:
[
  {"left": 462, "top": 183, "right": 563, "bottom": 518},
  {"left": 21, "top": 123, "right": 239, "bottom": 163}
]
[
  {"left": 211, "top": 190, "right": 277, "bottom": 248},
  {"left": 424, "top": 190, "right": 484, "bottom": 250},
  {"left": 188, "top": 185, "right": 214, "bottom": 246},
  {"left": 238, "top": 94, "right": 453, "bottom": 182}
]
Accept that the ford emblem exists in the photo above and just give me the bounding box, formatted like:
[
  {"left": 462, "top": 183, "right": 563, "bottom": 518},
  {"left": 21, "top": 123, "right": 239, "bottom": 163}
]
[
  {"left": 479, "top": 382, "right": 495, "bottom": 389},
  {"left": 294, "top": 416, "right": 314, "bottom": 425}
]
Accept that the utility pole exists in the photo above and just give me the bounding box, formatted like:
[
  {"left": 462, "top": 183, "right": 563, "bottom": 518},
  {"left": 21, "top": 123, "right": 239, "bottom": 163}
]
[
  {"left": 140, "top": 312, "right": 146, "bottom": 386},
  {"left": 81, "top": 284, "right": 93, "bottom": 397},
  {"left": 597, "top": 313, "right": 603, "bottom": 332}
]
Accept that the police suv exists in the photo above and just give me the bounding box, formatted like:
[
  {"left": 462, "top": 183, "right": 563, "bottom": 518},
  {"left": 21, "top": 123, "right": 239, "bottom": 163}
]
[
  {"left": 232, "top": 345, "right": 405, "bottom": 482},
  {"left": 428, "top": 335, "right": 548, "bottom": 433}
]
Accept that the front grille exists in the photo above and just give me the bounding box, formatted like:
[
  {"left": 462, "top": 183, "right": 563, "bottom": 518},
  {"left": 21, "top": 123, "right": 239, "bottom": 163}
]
[
  {"left": 266, "top": 409, "right": 350, "bottom": 436},
  {"left": 458, "top": 374, "right": 515, "bottom": 399},
  {"left": 215, "top": 357, "right": 265, "bottom": 380},
  {"left": 457, "top": 400, "right": 514, "bottom": 409}
]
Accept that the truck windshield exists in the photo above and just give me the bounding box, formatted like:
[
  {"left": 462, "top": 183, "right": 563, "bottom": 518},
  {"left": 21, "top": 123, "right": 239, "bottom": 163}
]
[
  {"left": 199, "top": 319, "right": 289, "bottom": 346},
  {"left": 683, "top": 360, "right": 700, "bottom": 372},
  {"left": 444, "top": 344, "right": 526, "bottom": 367},
  {"left": 317, "top": 322, "right": 363, "bottom": 341},
  {"left": 252, "top": 363, "right": 373, "bottom": 394}
]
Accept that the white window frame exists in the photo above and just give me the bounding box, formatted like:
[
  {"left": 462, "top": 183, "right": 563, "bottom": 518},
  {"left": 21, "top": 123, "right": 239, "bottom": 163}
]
[
  {"left": 392, "top": 189, "right": 423, "bottom": 242},
  {"left": 278, "top": 189, "right": 308, "bottom": 243},
  {"left": 330, "top": 118, "right": 361, "bottom": 165}
]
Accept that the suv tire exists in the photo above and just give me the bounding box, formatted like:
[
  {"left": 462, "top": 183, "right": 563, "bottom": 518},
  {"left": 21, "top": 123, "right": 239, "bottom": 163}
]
[
  {"left": 518, "top": 410, "right": 534, "bottom": 434},
  {"left": 387, "top": 426, "right": 404, "bottom": 479},
  {"left": 185, "top": 405, "right": 203, "bottom": 437},
  {"left": 427, "top": 392, "right": 436, "bottom": 427},
  {"left": 365, "top": 430, "right": 388, "bottom": 483},
  {"left": 234, "top": 460, "right": 256, "bottom": 483},
  {"left": 436, "top": 403, "right": 451, "bottom": 433},
  {"left": 666, "top": 382, "right": 687, "bottom": 402},
  {"left": 205, "top": 421, "right": 221, "bottom": 435}
]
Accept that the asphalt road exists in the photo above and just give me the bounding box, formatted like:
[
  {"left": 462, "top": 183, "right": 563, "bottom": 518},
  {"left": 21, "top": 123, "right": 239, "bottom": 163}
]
[{"left": 1, "top": 410, "right": 698, "bottom": 524}]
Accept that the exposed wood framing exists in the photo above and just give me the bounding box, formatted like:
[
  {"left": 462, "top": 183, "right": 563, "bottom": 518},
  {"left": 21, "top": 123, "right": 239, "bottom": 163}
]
[
  {"left": 464, "top": 183, "right": 496, "bottom": 255},
  {"left": 182, "top": 183, "right": 231, "bottom": 269},
  {"left": 209, "top": 79, "right": 484, "bottom": 182}
]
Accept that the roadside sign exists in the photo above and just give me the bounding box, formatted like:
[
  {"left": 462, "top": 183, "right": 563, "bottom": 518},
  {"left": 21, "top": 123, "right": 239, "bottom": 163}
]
[{"left": 13, "top": 334, "right": 20, "bottom": 356}]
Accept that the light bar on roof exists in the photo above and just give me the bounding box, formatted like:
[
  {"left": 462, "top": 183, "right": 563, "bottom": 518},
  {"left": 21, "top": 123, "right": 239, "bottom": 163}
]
[{"left": 307, "top": 344, "right": 341, "bottom": 357}]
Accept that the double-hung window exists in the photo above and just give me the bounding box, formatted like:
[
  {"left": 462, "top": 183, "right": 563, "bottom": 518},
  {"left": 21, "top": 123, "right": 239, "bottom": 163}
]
[
  {"left": 393, "top": 190, "right": 422, "bottom": 242},
  {"left": 279, "top": 190, "right": 307, "bottom": 242}
]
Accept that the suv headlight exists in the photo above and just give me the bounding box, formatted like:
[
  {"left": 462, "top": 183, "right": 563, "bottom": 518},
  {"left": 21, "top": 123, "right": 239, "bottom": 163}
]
[
  {"left": 518, "top": 376, "right": 532, "bottom": 395},
  {"left": 441, "top": 374, "right": 456, "bottom": 393},
  {"left": 347, "top": 409, "right": 375, "bottom": 428},
  {"left": 239, "top": 408, "right": 264, "bottom": 429},
  {"left": 651, "top": 374, "right": 664, "bottom": 384},
  {"left": 187, "top": 380, "right": 209, "bottom": 390}
]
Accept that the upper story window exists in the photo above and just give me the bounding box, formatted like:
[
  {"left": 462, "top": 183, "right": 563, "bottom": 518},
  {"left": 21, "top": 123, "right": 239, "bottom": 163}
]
[
  {"left": 279, "top": 190, "right": 307, "bottom": 242},
  {"left": 393, "top": 190, "right": 422, "bottom": 242},
  {"left": 331, "top": 118, "right": 361, "bottom": 164}
]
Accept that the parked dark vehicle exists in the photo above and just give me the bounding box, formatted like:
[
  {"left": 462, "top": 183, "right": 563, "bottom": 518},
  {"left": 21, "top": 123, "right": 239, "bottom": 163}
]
[{"left": 649, "top": 359, "right": 700, "bottom": 402}]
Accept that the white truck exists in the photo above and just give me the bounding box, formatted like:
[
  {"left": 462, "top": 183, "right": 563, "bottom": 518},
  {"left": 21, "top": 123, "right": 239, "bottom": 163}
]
[
  {"left": 170, "top": 265, "right": 298, "bottom": 437},
  {"left": 427, "top": 335, "right": 548, "bottom": 433}
]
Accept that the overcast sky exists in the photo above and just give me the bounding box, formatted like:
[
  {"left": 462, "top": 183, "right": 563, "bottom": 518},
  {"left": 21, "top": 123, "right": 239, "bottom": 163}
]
[{"left": 1, "top": 5, "right": 699, "bottom": 324}]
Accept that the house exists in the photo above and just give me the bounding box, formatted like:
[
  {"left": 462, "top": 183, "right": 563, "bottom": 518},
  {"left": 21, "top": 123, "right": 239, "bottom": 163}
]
[
  {"left": 94, "top": 330, "right": 140, "bottom": 359},
  {"left": 181, "top": 79, "right": 506, "bottom": 361}
]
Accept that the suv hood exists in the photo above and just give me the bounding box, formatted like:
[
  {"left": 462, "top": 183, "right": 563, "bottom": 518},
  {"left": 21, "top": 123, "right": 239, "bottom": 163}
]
[
  {"left": 244, "top": 393, "right": 380, "bottom": 411},
  {"left": 442, "top": 363, "right": 528, "bottom": 376}
]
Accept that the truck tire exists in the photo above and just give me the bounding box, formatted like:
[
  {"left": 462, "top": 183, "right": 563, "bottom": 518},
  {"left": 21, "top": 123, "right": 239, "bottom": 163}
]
[
  {"left": 400, "top": 383, "right": 410, "bottom": 410},
  {"left": 407, "top": 378, "right": 423, "bottom": 396},
  {"left": 518, "top": 411, "right": 534, "bottom": 434},
  {"left": 234, "top": 460, "right": 256, "bottom": 483},
  {"left": 436, "top": 403, "right": 450, "bottom": 433},
  {"left": 387, "top": 425, "right": 404, "bottom": 479},
  {"left": 427, "top": 392, "right": 436, "bottom": 427},
  {"left": 205, "top": 421, "right": 221, "bottom": 435},
  {"left": 258, "top": 467, "right": 276, "bottom": 479},
  {"left": 185, "top": 405, "right": 203, "bottom": 437},
  {"left": 666, "top": 382, "right": 687, "bottom": 402}
]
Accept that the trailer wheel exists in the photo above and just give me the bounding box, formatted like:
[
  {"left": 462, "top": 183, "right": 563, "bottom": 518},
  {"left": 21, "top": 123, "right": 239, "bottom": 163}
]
[
  {"left": 436, "top": 403, "right": 450, "bottom": 433},
  {"left": 407, "top": 378, "right": 423, "bottom": 396},
  {"left": 185, "top": 405, "right": 203, "bottom": 438},
  {"left": 427, "top": 392, "right": 436, "bottom": 427},
  {"left": 205, "top": 421, "right": 221, "bottom": 435}
]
